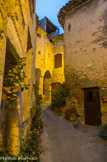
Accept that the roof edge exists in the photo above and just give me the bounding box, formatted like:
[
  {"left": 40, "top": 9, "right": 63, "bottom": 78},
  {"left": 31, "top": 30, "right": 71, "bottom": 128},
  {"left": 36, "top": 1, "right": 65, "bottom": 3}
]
[{"left": 58, "top": 0, "right": 94, "bottom": 28}]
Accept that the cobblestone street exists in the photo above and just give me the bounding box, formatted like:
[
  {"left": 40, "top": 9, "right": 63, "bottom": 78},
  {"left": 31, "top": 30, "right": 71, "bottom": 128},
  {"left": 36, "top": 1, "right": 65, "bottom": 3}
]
[{"left": 40, "top": 103, "right": 107, "bottom": 162}]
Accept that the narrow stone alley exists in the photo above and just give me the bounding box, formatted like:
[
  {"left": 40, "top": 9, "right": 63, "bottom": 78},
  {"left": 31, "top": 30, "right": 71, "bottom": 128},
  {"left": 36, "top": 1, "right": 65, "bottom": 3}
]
[{"left": 40, "top": 103, "right": 107, "bottom": 162}]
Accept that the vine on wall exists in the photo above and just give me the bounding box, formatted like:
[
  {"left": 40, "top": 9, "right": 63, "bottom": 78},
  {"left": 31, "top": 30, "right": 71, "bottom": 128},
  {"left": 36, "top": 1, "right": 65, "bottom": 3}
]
[{"left": 2, "top": 58, "right": 30, "bottom": 101}]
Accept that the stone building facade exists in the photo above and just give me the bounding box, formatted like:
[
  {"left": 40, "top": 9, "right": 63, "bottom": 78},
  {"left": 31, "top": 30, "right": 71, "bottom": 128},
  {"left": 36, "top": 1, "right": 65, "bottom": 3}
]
[
  {"left": 35, "top": 19, "right": 64, "bottom": 101},
  {"left": 58, "top": 0, "right": 107, "bottom": 125},
  {"left": 0, "top": 0, "right": 36, "bottom": 155}
]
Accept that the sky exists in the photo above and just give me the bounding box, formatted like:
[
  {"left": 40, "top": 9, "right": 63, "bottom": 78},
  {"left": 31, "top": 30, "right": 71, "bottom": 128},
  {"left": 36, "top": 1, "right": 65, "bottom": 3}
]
[{"left": 36, "top": 0, "right": 70, "bottom": 34}]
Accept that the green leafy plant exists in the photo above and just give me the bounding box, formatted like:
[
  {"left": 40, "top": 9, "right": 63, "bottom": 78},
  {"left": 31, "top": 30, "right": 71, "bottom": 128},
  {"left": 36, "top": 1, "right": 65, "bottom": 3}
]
[
  {"left": 20, "top": 129, "right": 43, "bottom": 162},
  {"left": 3, "top": 58, "right": 30, "bottom": 101},
  {"left": 35, "top": 88, "right": 42, "bottom": 106},
  {"left": 99, "top": 123, "right": 107, "bottom": 139},
  {"left": 51, "top": 83, "right": 69, "bottom": 110}
]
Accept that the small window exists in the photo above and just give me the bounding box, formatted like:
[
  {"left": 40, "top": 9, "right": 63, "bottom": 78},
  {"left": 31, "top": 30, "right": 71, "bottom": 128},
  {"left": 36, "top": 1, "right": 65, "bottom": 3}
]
[
  {"left": 87, "top": 91, "right": 93, "bottom": 102},
  {"left": 38, "top": 51, "right": 41, "bottom": 55},
  {"left": 37, "top": 34, "right": 41, "bottom": 38},
  {"left": 68, "top": 23, "right": 71, "bottom": 31},
  {"left": 55, "top": 54, "right": 62, "bottom": 68}
]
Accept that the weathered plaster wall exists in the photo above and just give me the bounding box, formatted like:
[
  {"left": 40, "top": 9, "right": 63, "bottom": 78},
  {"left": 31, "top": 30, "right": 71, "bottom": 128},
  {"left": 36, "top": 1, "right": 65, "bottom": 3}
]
[
  {"left": 35, "top": 27, "right": 65, "bottom": 100},
  {"left": 64, "top": 0, "right": 107, "bottom": 124}
]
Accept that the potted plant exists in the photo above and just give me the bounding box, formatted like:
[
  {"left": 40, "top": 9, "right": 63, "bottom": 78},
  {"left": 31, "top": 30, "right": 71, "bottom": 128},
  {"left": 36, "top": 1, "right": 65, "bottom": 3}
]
[
  {"left": 98, "top": 123, "right": 107, "bottom": 140},
  {"left": 2, "top": 87, "right": 10, "bottom": 100},
  {"left": 65, "top": 107, "right": 77, "bottom": 121}
]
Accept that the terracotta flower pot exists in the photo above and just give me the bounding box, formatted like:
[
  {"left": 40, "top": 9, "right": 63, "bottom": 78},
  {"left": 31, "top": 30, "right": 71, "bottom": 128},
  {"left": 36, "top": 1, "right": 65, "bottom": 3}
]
[
  {"left": 31, "top": 109, "right": 36, "bottom": 115},
  {"left": 2, "top": 87, "right": 10, "bottom": 101},
  {"left": 3, "top": 87, "right": 10, "bottom": 92},
  {"left": 2, "top": 93, "right": 7, "bottom": 100}
]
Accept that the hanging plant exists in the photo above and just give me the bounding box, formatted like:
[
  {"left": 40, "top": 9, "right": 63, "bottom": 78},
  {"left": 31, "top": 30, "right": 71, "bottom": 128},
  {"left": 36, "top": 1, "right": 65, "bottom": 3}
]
[{"left": 3, "top": 58, "right": 30, "bottom": 101}]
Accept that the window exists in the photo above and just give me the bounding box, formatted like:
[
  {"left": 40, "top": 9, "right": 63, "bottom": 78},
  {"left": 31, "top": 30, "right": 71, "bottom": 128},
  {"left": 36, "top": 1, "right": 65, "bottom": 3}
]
[
  {"left": 55, "top": 54, "right": 62, "bottom": 68},
  {"left": 27, "top": 28, "right": 32, "bottom": 51},
  {"left": 35, "top": 68, "right": 41, "bottom": 92},
  {"left": 38, "top": 51, "right": 41, "bottom": 55},
  {"left": 37, "top": 34, "right": 41, "bottom": 38},
  {"left": 87, "top": 91, "right": 93, "bottom": 102},
  {"left": 68, "top": 23, "right": 71, "bottom": 31}
]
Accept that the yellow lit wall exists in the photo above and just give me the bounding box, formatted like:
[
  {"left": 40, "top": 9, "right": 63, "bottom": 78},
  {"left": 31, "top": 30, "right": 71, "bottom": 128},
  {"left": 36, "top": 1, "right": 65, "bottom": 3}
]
[
  {"left": 35, "top": 26, "right": 65, "bottom": 100},
  {"left": 0, "top": 0, "right": 36, "bottom": 155}
]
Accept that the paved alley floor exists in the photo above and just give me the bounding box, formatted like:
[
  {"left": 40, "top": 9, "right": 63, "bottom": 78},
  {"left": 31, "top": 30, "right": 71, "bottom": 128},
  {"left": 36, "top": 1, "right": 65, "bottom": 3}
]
[{"left": 40, "top": 103, "right": 107, "bottom": 162}]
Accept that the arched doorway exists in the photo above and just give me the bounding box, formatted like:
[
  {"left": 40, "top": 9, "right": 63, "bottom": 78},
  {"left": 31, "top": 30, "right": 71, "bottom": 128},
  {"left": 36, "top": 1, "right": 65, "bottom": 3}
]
[{"left": 43, "top": 71, "right": 52, "bottom": 101}]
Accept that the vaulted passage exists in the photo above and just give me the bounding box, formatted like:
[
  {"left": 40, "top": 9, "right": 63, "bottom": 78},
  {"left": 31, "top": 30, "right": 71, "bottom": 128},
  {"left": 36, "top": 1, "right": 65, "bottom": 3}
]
[
  {"left": 84, "top": 87, "right": 102, "bottom": 126},
  {"left": 43, "top": 71, "right": 52, "bottom": 101}
]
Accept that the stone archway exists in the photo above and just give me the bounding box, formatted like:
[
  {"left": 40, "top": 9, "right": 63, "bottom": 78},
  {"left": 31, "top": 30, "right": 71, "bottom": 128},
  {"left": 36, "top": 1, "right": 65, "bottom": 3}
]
[{"left": 43, "top": 71, "right": 52, "bottom": 101}]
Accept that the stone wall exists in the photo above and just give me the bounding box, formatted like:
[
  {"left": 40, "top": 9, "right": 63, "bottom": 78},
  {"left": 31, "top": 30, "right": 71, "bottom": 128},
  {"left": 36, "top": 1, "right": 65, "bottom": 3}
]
[
  {"left": 52, "top": 35, "right": 65, "bottom": 84},
  {"left": 63, "top": 0, "right": 107, "bottom": 124},
  {"left": 0, "top": 1, "right": 7, "bottom": 111},
  {"left": 35, "top": 26, "right": 54, "bottom": 99},
  {"left": 35, "top": 27, "right": 65, "bottom": 100},
  {"left": 0, "top": 0, "right": 36, "bottom": 155}
]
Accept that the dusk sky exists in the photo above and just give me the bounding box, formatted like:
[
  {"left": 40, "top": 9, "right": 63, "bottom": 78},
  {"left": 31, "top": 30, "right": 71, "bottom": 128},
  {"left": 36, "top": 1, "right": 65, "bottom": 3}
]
[{"left": 36, "top": 0, "right": 70, "bottom": 34}]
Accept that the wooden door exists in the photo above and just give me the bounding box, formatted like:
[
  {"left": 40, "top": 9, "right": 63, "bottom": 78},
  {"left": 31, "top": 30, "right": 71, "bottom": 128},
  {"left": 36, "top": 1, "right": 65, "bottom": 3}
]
[{"left": 84, "top": 87, "right": 101, "bottom": 126}]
